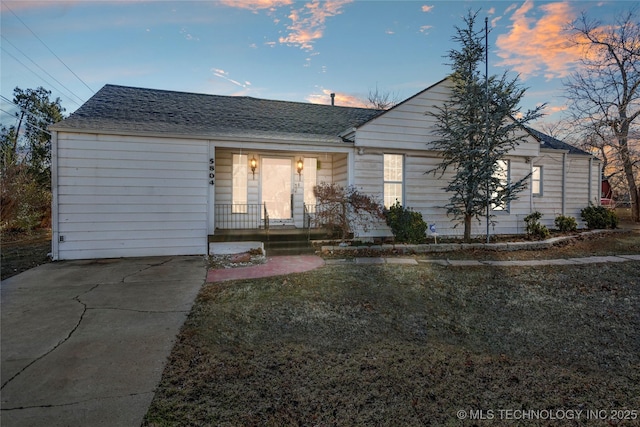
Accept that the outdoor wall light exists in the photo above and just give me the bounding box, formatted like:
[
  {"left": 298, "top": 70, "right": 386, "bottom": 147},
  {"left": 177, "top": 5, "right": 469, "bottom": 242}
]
[
  {"left": 296, "top": 157, "right": 304, "bottom": 180},
  {"left": 250, "top": 156, "right": 257, "bottom": 178}
]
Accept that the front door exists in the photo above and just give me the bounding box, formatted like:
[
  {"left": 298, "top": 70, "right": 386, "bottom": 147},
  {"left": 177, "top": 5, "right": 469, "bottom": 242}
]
[{"left": 262, "top": 157, "right": 293, "bottom": 225}]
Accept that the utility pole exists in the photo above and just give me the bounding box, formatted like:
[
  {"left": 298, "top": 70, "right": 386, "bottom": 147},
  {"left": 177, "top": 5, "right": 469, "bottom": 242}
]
[{"left": 485, "top": 17, "right": 491, "bottom": 243}]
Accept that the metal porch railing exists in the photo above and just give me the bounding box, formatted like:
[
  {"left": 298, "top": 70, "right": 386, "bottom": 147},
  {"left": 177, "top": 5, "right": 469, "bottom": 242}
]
[
  {"left": 215, "top": 203, "right": 269, "bottom": 230},
  {"left": 303, "top": 203, "right": 334, "bottom": 239}
]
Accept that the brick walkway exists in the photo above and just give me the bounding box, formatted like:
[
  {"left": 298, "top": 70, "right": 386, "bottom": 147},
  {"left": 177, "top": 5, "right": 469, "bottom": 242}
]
[{"left": 207, "top": 255, "right": 325, "bottom": 282}]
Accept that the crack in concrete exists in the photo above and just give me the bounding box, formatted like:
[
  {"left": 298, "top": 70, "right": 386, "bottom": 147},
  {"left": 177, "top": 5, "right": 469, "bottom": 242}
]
[
  {"left": 0, "top": 284, "right": 100, "bottom": 390},
  {"left": 86, "top": 307, "right": 189, "bottom": 314},
  {"left": 1, "top": 259, "right": 182, "bottom": 391},
  {"left": 0, "top": 391, "right": 155, "bottom": 411},
  {"left": 120, "top": 257, "right": 174, "bottom": 284}
]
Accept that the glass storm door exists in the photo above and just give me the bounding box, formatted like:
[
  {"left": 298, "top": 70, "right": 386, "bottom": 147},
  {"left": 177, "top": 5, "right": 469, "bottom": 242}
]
[{"left": 262, "top": 157, "right": 292, "bottom": 222}]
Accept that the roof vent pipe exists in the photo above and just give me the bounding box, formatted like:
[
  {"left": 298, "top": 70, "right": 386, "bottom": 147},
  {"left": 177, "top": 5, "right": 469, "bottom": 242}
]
[{"left": 330, "top": 93, "right": 335, "bottom": 106}]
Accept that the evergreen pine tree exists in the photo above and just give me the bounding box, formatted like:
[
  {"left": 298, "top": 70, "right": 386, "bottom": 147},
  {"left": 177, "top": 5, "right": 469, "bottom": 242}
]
[{"left": 429, "top": 10, "right": 544, "bottom": 242}]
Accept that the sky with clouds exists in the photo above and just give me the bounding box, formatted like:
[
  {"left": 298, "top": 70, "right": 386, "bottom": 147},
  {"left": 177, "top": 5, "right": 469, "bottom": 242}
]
[{"left": 0, "top": 0, "right": 633, "bottom": 128}]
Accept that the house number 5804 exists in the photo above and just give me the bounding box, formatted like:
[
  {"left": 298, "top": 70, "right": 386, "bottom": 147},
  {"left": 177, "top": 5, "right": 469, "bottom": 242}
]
[{"left": 209, "top": 158, "right": 215, "bottom": 186}]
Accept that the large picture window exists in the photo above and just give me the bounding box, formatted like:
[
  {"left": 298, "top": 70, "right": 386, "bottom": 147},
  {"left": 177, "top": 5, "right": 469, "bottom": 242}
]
[
  {"left": 232, "top": 154, "right": 247, "bottom": 213},
  {"left": 384, "top": 154, "right": 403, "bottom": 208},
  {"left": 491, "top": 159, "right": 509, "bottom": 212}
]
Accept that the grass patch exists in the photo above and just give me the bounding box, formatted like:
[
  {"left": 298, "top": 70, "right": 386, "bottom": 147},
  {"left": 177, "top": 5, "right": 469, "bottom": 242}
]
[
  {"left": 1, "top": 228, "right": 51, "bottom": 280},
  {"left": 145, "top": 245, "right": 640, "bottom": 426}
]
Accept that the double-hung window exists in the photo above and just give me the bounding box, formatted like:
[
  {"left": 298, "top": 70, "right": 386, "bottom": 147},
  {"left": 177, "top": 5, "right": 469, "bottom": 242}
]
[
  {"left": 384, "top": 154, "right": 403, "bottom": 208},
  {"left": 532, "top": 166, "right": 542, "bottom": 196}
]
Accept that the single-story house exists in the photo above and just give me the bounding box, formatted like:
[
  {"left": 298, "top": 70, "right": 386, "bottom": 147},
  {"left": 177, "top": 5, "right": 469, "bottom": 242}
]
[{"left": 49, "top": 79, "right": 601, "bottom": 260}]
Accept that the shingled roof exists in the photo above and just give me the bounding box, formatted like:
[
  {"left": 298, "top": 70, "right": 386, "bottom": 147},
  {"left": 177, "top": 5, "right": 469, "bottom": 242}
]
[
  {"left": 526, "top": 127, "right": 590, "bottom": 156},
  {"left": 51, "top": 84, "right": 384, "bottom": 142}
]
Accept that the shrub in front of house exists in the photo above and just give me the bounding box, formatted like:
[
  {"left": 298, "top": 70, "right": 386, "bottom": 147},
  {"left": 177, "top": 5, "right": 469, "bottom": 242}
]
[
  {"left": 384, "top": 201, "right": 428, "bottom": 244},
  {"left": 554, "top": 215, "right": 577, "bottom": 233},
  {"left": 524, "top": 211, "right": 550, "bottom": 240},
  {"left": 581, "top": 205, "right": 618, "bottom": 229}
]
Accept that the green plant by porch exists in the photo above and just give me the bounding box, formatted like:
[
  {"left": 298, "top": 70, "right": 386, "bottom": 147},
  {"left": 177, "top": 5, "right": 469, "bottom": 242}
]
[{"left": 384, "top": 201, "right": 428, "bottom": 244}]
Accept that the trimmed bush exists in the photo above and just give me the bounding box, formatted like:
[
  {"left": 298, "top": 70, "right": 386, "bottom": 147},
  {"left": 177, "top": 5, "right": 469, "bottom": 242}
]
[
  {"left": 554, "top": 215, "right": 577, "bottom": 232},
  {"left": 384, "top": 201, "right": 427, "bottom": 244},
  {"left": 524, "top": 211, "right": 550, "bottom": 240},
  {"left": 581, "top": 205, "right": 618, "bottom": 229}
]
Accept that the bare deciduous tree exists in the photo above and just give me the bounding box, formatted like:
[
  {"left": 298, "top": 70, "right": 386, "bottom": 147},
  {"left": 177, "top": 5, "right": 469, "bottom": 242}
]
[
  {"left": 312, "top": 183, "right": 384, "bottom": 241},
  {"left": 564, "top": 7, "right": 640, "bottom": 221},
  {"left": 366, "top": 83, "right": 401, "bottom": 110}
]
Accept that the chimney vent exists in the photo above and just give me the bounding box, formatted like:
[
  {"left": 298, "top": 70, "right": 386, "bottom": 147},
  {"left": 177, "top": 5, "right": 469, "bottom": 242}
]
[{"left": 330, "top": 93, "right": 335, "bottom": 106}]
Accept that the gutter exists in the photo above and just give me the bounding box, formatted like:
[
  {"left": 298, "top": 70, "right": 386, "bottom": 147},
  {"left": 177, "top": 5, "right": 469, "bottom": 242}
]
[
  {"left": 338, "top": 127, "right": 356, "bottom": 142},
  {"left": 562, "top": 152, "right": 566, "bottom": 216}
]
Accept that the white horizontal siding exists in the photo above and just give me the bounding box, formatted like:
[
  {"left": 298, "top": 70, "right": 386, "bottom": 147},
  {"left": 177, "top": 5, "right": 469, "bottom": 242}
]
[
  {"left": 353, "top": 151, "right": 575, "bottom": 238},
  {"left": 565, "top": 155, "right": 595, "bottom": 228},
  {"left": 356, "top": 79, "right": 540, "bottom": 158},
  {"left": 332, "top": 153, "right": 348, "bottom": 186},
  {"left": 529, "top": 151, "right": 565, "bottom": 227},
  {"left": 55, "top": 132, "right": 208, "bottom": 260}
]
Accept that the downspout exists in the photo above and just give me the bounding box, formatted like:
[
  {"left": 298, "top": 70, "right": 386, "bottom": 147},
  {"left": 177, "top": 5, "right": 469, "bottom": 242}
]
[
  {"left": 588, "top": 157, "right": 593, "bottom": 205},
  {"left": 51, "top": 130, "right": 59, "bottom": 261},
  {"left": 561, "top": 152, "right": 567, "bottom": 216},
  {"left": 598, "top": 161, "right": 603, "bottom": 206}
]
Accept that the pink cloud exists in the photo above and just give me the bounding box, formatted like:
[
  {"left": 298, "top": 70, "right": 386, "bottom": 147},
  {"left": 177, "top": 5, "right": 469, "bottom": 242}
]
[
  {"left": 307, "top": 89, "right": 368, "bottom": 108},
  {"left": 421, "top": 5, "right": 434, "bottom": 13},
  {"left": 218, "top": 0, "right": 293, "bottom": 12},
  {"left": 279, "top": 0, "right": 353, "bottom": 50},
  {"left": 495, "top": 0, "right": 585, "bottom": 80}
]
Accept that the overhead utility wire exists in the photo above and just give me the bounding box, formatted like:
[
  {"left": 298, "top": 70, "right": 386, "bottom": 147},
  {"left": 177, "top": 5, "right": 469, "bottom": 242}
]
[
  {"left": 1, "top": 35, "right": 85, "bottom": 106},
  {"left": 0, "top": 108, "right": 52, "bottom": 136},
  {"left": 4, "top": 3, "right": 95, "bottom": 95},
  {"left": 0, "top": 94, "right": 55, "bottom": 126},
  {"left": 1, "top": 46, "right": 84, "bottom": 108}
]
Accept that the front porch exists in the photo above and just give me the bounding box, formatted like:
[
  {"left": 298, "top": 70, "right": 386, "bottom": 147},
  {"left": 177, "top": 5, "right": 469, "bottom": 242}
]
[
  {"left": 209, "top": 147, "right": 349, "bottom": 255},
  {"left": 210, "top": 201, "right": 337, "bottom": 255},
  {"left": 211, "top": 148, "right": 349, "bottom": 229}
]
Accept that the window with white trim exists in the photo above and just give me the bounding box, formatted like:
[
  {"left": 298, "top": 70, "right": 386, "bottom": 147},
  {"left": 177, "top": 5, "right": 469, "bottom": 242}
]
[
  {"left": 232, "top": 154, "right": 247, "bottom": 213},
  {"left": 532, "top": 166, "right": 542, "bottom": 196},
  {"left": 384, "top": 154, "right": 403, "bottom": 208}
]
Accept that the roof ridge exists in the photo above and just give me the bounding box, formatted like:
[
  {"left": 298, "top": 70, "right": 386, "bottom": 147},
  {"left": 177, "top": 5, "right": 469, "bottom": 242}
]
[
  {"left": 52, "top": 84, "right": 384, "bottom": 138},
  {"left": 100, "top": 84, "right": 380, "bottom": 112}
]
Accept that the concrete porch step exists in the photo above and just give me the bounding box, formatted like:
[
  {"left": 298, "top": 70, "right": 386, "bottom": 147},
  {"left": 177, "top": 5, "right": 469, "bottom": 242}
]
[{"left": 209, "top": 228, "right": 333, "bottom": 256}]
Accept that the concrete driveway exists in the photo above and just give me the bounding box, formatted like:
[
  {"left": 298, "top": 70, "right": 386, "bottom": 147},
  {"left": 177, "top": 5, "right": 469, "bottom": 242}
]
[{"left": 1, "top": 256, "right": 206, "bottom": 427}]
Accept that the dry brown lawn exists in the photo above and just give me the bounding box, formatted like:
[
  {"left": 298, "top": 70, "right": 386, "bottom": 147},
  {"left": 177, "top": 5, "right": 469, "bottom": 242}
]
[
  {"left": 1, "top": 229, "right": 51, "bottom": 280},
  {"left": 144, "top": 232, "right": 640, "bottom": 427}
]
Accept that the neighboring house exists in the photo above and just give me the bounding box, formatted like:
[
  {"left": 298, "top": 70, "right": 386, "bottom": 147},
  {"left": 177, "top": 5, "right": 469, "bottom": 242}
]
[{"left": 49, "top": 79, "right": 601, "bottom": 260}]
